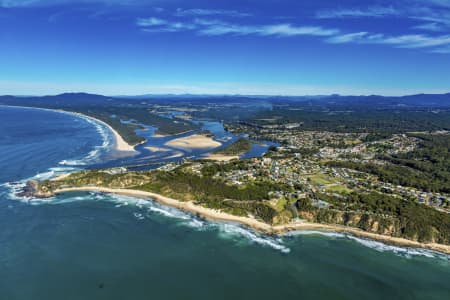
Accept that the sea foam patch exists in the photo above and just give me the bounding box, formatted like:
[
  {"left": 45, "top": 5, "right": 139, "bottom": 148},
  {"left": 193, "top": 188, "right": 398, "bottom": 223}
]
[
  {"left": 283, "top": 230, "right": 449, "bottom": 260},
  {"left": 59, "top": 115, "right": 112, "bottom": 166},
  {"left": 4, "top": 165, "right": 79, "bottom": 202},
  {"left": 346, "top": 235, "right": 450, "bottom": 260},
  {"left": 217, "top": 223, "right": 290, "bottom": 253},
  {"left": 284, "top": 230, "right": 346, "bottom": 239},
  {"left": 64, "top": 192, "right": 291, "bottom": 253},
  {"left": 11, "top": 188, "right": 448, "bottom": 258}
]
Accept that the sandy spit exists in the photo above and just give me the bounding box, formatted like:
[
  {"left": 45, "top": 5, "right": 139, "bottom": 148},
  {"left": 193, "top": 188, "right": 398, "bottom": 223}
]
[{"left": 165, "top": 134, "right": 221, "bottom": 150}]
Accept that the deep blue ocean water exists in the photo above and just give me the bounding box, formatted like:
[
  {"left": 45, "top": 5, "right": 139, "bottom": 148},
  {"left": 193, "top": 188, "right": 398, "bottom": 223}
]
[{"left": 0, "top": 106, "right": 449, "bottom": 300}]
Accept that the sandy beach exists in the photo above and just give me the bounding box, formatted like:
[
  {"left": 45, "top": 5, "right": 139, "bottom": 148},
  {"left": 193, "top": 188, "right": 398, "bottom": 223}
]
[
  {"left": 67, "top": 112, "right": 138, "bottom": 153},
  {"left": 203, "top": 154, "right": 239, "bottom": 161},
  {"left": 53, "top": 186, "right": 450, "bottom": 255},
  {"left": 0, "top": 106, "right": 138, "bottom": 153},
  {"left": 165, "top": 134, "right": 222, "bottom": 150}
]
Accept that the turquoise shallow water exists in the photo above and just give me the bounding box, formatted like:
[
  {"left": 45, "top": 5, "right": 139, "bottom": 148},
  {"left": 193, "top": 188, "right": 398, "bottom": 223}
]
[{"left": 0, "top": 106, "right": 449, "bottom": 300}]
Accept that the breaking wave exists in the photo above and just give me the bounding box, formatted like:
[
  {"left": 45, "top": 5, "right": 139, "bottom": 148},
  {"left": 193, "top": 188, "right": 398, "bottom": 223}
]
[
  {"left": 347, "top": 236, "right": 450, "bottom": 260},
  {"left": 59, "top": 115, "right": 112, "bottom": 166},
  {"left": 284, "top": 230, "right": 449, "bottom": 260},
  {"left": 107, "top": 193, "right": 290, "bottom": 253},
  {"left": 217, "top": 223, "right": 290, "bottom": 253}
]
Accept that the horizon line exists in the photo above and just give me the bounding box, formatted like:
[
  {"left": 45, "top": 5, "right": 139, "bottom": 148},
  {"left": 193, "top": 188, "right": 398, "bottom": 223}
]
[{"left": 2, "top": 91, "right": 450, "bottom": 98}]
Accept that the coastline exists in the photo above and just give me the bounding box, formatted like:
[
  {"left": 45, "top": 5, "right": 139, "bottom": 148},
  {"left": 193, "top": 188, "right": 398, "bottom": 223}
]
[
  {"left": 53, "top": 186, "right": 450, "bottom": 255},
  {"left": 0, "top": 105, "right": 138, "bottom": 153},
  {"left": 64, "top": 111, "right": 138, "bottom": 153}
]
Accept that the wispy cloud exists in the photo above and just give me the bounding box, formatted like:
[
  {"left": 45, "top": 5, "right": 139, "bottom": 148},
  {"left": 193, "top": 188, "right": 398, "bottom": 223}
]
[
  {"left": 430, "top": 45, "right": 450, "bottom": 53},
  {"left": 413, "top": 22, "right": 445, "bottom": 31},
  {"left": 174, "top": 8, "right": 251, "bottom": 18},
  {"left": 316, "top": 3, "right": 450, "bottom": 28},
  {"left": 133, "top": 5, "right": 450, "bottom": 54},
  {"left": 314, "top": 2, "right": 450, "bottom": 52},
  {"left": 327, "top": 32, "right": 368, "bottom": 43},
  {"left": 138, "top": 16, "right": 339, "bottom": 37},
  {"left": 0, "top": 0, "right": 145, "bottom": 7},
  {"left": 327, "top": 31, "right": 450, "bottom": 50},
  {"left": 0, "top": 0, "right": 39, "bottom": 7},
  {"left": 378, "top": 34, "right": 450, "bottom": 48},
  {"left": 136, "top": 17, "right": 167, "bottom": 27},
  {"left": 137, "top": 18, "right": 195, "bottom": 32},
  {"left": 316, "top": 6, "right": 400, "bottom": 19}
]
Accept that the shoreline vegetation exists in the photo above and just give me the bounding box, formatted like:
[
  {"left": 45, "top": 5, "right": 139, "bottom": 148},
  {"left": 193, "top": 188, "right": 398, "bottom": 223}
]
[
  {"left": 4, "top": 104, "right": 450, "bottom": 255},
  {"left": 66, "top": 111, "right": 139, "bottom": 153},
  {"left": 204, "top": 138, "right": 253, "bottom": 161},
  {"left": 24, "top": 161, "right": 450, "bottom": 255},
  {"left": 48, "top": 186, "right": 450, "bottom": 255}
]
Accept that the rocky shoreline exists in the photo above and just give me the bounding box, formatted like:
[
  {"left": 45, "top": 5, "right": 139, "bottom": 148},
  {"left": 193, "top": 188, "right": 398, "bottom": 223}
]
[
  {"left": 17, "top": 183, "right": 450, "bottom": 255},
  {"left": 15, "top": 180, "right": 39, "bottom": 198}
]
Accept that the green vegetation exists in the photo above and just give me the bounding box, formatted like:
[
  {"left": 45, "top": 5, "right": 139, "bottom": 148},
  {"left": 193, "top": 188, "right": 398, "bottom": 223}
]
[
  {"left": 307, "top": 173, "right": 334, "bottom": 185},
  {"left": 327, "top": 134, "right": 450, "bottom": 193},
  {"left": 79, "top": 107, "right": 199, "bottom": 144},
  {"left": 0, "top": 94, "right": 199, "bottom": 145},
  {"left": 214, "top": 138, "right": 253, "bottom": 156},
  {"left": 250, "top": 109, "right": 450, "bottom": 134},
  {"left": 296, "top": 191, "right": 450, "bottom": 244},
  {"left": 82, "top": 111, "right": 145, "bottom": 145},
  {"left": 38, "top": 167, "right": 282, "bottom": 224}
]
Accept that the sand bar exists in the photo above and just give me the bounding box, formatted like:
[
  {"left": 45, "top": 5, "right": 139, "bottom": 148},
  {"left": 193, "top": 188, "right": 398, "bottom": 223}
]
[
  {"left": 53, "top": 186, "right": 450, "bottom": 255},
  {"left": 165, "top": 134, "right": 221, "bottom": 150},
  {"left": 146, "top": 146, "right": 171, "bottom": 152}
]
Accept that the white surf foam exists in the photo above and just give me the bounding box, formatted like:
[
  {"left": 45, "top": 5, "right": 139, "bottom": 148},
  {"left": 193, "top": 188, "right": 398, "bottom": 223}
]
[
  {"left": 218, "top": 223, "right": 290, "bottom": 253},
  {"left": 12, "top": 188, "right": 448, "bottom": 259},
  {"left": 283, "top": 230, "right": 449, "bottom": 260},
  {"left": 59, "top": 115, "right": 112, "bottom": 166},
  {"left": 284, "top": 230, "right": 346, "bottom": 239},
  {"left": 346, "top": 235, "right": 449, "bottom": 260},
  {"left": 29, "top": 191, "right": 290, "bottom": 253}
]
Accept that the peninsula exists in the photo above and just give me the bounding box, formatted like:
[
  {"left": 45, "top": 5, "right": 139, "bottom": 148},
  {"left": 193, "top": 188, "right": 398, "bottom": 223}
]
[{"left": 24, "top": 158, "right": 450, "bottom": 255}]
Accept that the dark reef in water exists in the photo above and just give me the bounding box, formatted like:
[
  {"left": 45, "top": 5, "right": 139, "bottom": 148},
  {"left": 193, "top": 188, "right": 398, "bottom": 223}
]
[{"left": 15, "top": 180, "right": 40, "bottom": 198}]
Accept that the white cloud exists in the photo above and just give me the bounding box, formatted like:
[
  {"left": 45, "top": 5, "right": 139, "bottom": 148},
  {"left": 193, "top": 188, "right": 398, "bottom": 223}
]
[
  {"left": 414, "top": 22, "right": 445, "bottom": 31},
  {"left": 0, "top": 0, "right": 151, "bottom": 7},
  {"left": 137, "top": 16, "right": 339, "bottom": 37},
  {"left": 135, "top": 14, "right": 450, "bottom": 53},
  {"left": 325, "top": 31, "right": 450, "bottom": 51},
  {"left": 430, "top": 46, "right": 450, "bottom": 53},
  {"left": 326, "top": 32, "right": 368, "bottom": 43},
  {"left": 387, "top": 34, "right": 450, "bottom": 48},
  {"left": 316, "top": 6, "right": 400, "bottom": 19},
  {"left": 174, "top": 8, "right": 251, "bottom": 18},
  {"left": 259, "top": 24, "right": 338, "bottom": 36},
  {"left": 0, "top": 0, "right": 38, "bottom": 7},
  {"left": 316, "top": 3, "right": 450, "bottom": 28},
  {"left": 136, "top": 17, "right": 167, "bottom": 26},
  {"left": 137, "top": 17, "right": 196, "bottom": 32}
]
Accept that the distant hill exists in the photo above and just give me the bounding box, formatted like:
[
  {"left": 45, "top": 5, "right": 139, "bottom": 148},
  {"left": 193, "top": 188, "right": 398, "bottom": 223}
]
[{"left": 1, "top": 92, "right": 450, "bottom": 109}]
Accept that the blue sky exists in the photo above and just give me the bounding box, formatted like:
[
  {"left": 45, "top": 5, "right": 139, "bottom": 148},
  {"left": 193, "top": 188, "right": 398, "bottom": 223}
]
[{"left": 1, "top": 0, "right": 450, "bottom": 96}]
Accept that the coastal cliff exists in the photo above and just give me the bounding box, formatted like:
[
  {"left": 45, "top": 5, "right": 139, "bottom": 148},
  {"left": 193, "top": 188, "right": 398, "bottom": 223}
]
[{"left": 18, "top": 167, "right": 450, "bottom": 254}]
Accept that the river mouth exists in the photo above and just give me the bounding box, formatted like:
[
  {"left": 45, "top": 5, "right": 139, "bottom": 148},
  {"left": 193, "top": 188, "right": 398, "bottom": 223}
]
[{"left": 1, "top": 105, "right": 450, "bottom": 300}]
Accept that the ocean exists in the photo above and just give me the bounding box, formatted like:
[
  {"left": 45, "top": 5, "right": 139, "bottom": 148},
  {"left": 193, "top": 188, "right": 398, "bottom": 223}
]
[{"left": 0, "top": 106, "right": 449, "bottom": 300}]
